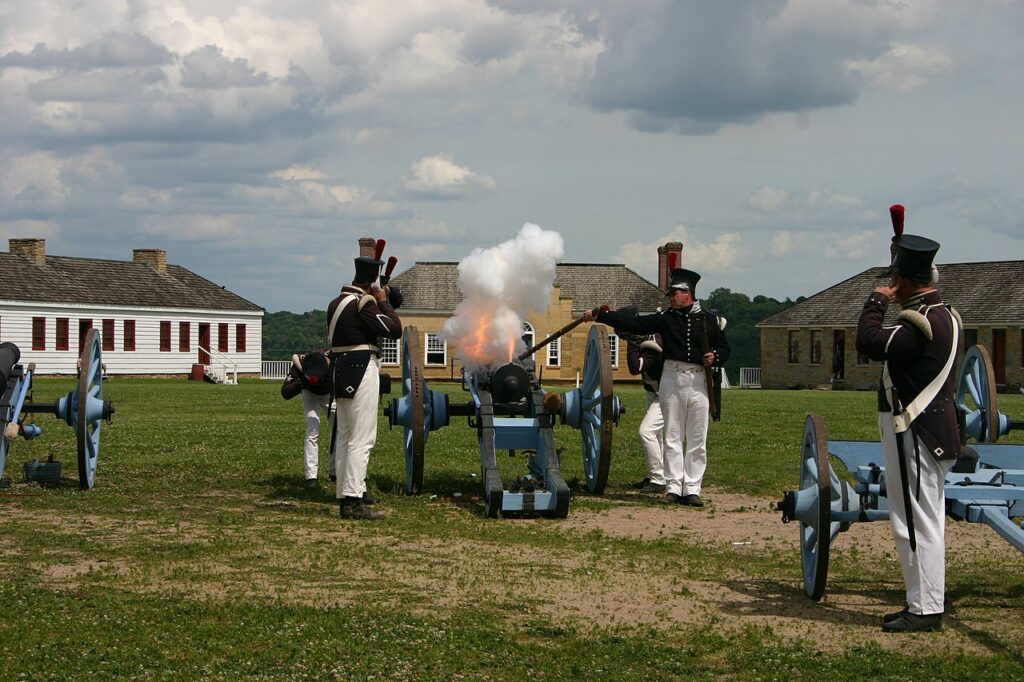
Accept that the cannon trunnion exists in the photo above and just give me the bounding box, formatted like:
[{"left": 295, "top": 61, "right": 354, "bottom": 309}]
[{"left": 385, "top": 325, "right": 622, "bottom": 518}]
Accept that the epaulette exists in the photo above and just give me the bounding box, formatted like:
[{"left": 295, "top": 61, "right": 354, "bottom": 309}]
[
  {"left": 949, "top": 306, "right": 963, "bottom": 329},
  {"left": 897, "top": 309, "right": 932, "bottom": 341},
  {"left": 357, "top": 294, "right": 376, "bottom": 311}
]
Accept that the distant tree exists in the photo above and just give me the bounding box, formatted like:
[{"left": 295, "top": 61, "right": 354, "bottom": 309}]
[
  {"left": 704, "top": 287, "right": 793, "bottom": 384},
  {"left": 261, "top": 310, "right": 328, "bottom": 360}
]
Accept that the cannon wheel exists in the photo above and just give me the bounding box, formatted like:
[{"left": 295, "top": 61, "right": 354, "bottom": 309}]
[
  {"left": 800, "top": 414, "right": 832, "bottom": 601},
  {"left": 956, "top": 344, "right": 1000, "bottom": 444},
  {"left": 77, "top": 328, "right": 103, "bottom": 490},
  {"left": 579, "top": 325, "right": 614, "bottom": 494},
  {"left": 401, "top": 327, "right": 426, "bottom": 495}
]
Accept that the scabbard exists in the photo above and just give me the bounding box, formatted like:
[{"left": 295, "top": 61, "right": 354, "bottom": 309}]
[{"left": 892, "top": 410, "right": 918, "bottom": 553}]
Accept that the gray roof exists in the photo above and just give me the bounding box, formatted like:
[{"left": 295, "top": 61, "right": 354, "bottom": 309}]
[
  {"left": 758, "top": 260, "right": 1024, "bottom": 327},
  {"left": 0, "top": 252, "right": 263, "bottom": 312},
  {"left": 390, "top": 262, "right": 667, "bottom": 313}
]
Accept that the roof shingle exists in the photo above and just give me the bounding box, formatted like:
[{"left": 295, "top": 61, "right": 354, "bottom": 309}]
[
  {"left": 390, "top": 262, "right": 666, "bottom": 313},
  {"left": 0, "top": 252, "right": 262, "bottom": 312},
  {"left": 758, "top": 261, "right": 1024, "bottom": 327}
]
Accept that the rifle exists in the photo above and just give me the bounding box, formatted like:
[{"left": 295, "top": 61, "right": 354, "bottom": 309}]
[{"left": 699, "top": 312, "right": 719, "bottom": 422}]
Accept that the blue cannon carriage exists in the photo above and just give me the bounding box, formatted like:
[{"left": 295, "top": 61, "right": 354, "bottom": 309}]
[
  {"left": 0, "top": 329, "right": 114, "bottom": 490},
  {"left": 384, "top": 325, "right": 622, "bottom": 518},
  {"left": 778, "top": 345, "right": 1024, "bottom": 600}
]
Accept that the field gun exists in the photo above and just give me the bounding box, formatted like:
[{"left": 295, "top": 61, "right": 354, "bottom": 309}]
[
  {"left": 384, "top": 324, "right": 622, "bottom": 518},
  {"left": 778, "top": 344, "right": 1024, "bottom": 600},
  {"left": 1, "top": 329, "right": 114, "bottom": 489}
]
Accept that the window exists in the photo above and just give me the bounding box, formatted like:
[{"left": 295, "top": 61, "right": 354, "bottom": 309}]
[
  {"left": 160, "top": 321, "right": 171, "bottom": 352},
  {"left": 235, "top": 324, "right": 246, "bottom": 353},
  {"left": 56, "top": 318, "right": 69, "bottom": 351},
  {"left": 521, "top": 321, "right": 534, "bottom": 355},
  {"left": 32, "top": 317, "right": 46, "bottom": 350},
  {"left": 218, "top": 323, "right": 229, "bottom": 352},
  {"left": 547, "top": 337, "right": 560, "bottom": 366},
  {"left": 788, "top": 331, "right": 799, "bottom": 363},
  {"left": 102, "top": 319, "right": 115, "bottom": 351},
  {"left": 179, "top": 322, "right": 191, "bottom": 352},
  {"left": 608, "top": 333, "right": 619, "bottom": 368},
  {"left": 810, "top": 330, "right": 822, "bottom": 365},
  {"left": 123, "top": 320, "right": 136, "bottom": 351},
  {"left": 425, "top": 333, "right": 446, "bottom": 366},
  {"left": 380, "top": 337, "right": 399, "bottom": 366}
]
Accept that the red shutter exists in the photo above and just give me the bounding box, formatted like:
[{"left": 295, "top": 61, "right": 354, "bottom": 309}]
[
  {"left": 32, "top": 317, "right": 46, "bottom": 350},
  {"left": 123, "top": 320, "right": 136, "bottom": 351},
  {"left": 160, "top": 321, "right": 171, "bottom": 352},
  {"left": 56, "top": 318, "right": 69, "bottom": 351},
  {"left": 102, "top": 319, "right": 115, "bottom": 351},
  {"left": 235, "top": 324, "right": 246, "bottom": 353},
  {"left": 218, "top": 323, "right": 228, "bottom": 352},
  {"left": 179, "top": 322, "right": 190, "bottom": 352}
]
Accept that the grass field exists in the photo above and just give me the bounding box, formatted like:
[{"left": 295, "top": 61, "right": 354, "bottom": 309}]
[{"left": 1, "top": 378, "right": 1022, "bottom": 680}]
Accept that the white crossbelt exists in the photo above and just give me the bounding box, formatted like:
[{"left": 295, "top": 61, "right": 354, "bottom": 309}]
[
  {"left": 331, "top": 343, "right": 379, "bottom": 354},
  {"left": 883, "top": 307, "right": 959, "bottom": 434}
]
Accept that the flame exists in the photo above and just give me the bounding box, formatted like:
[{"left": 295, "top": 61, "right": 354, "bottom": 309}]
[
  {"left": 441, "top": 302, "right": 523, "bottom": 370},
  {"left": 507, "top": 336, "right": 515, "bottom": 363}
]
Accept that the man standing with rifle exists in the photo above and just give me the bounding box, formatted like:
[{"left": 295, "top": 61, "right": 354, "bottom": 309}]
[
  {"left": 856, "top": 205, "right": 961, "bottom": 632},
  {"left": 585, "top": 266, "right": 729, "bottom": 507}
]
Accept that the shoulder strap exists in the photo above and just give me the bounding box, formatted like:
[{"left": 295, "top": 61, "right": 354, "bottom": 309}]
[
  {"left": 884, "top": 306, "right": 959, "bottom": 433},
  {"left": 327, "top": 294, "right": 357, "bottom": 347}
]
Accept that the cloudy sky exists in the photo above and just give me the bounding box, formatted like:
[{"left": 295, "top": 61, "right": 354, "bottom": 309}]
[{"left": 2, "top": 0, "right": 1022, "bottom": 313}]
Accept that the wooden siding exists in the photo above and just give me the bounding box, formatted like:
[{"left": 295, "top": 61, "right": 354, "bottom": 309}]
[{"left": 0, "top": 301, "right": 262, "bottom": 375}]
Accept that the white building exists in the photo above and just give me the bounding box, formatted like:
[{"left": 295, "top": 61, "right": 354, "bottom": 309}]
[{"left": 1, "top": 239, "right": 263, "bottom": 376}]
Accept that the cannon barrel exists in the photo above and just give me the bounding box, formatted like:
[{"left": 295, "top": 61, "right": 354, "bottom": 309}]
[{"left": 0, "top": 342, "right": 19, "bottom": 386}]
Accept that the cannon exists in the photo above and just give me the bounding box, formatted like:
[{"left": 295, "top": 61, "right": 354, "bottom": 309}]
[
  {"left": 0, "top": 329, "right": 114, "bottom": 490},
  {"left": 778, "top": 344, "right": 1024, "bottom": 600},
  {"left": 384, "top": 324, "right": 622, "bottom": 518}
]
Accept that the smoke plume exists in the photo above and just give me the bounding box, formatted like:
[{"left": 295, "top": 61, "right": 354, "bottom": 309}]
[{"left": 441, "top": 223, "right": 564, "bottom": 370}]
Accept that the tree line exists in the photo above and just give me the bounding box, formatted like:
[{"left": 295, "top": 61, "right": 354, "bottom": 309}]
[{"left": 262, "top": 288, "right": 797, "bottom": 384}]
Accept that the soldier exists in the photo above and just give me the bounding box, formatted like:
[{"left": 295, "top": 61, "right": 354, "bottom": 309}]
[
  {"left": 585, "top": 268, "right": 730, "bottom": 507},
  {"left": 281, "top": 348, "right": 337, "bottom": 489},
  {"left": 625, "top": 333, "right": 666, "bottom": 493},
  {"left": 327, "top": 256, "right": 402, "bottom": 520},
  {"left": 856, "top": 228, "right": 961, "bottom": 632}
]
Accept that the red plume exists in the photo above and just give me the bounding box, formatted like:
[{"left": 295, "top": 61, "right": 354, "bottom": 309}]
[
  {"left": 373, "top": 239, "right": 386, "bottom": 260},
  {"left": 889, "top": 204, "right": 905, "bottom": 237},
  {"left": 384, "top": 255, "right": 398, "bottom": 278},
  {"left": 600, "top": 305, "right": 610, "bottom": 313},
  {"left": 667, "top": 252, "right": 678, "bottom": 270}
]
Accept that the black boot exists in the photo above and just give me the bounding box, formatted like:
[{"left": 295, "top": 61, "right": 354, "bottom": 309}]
[{"left": 339, "top": 496, "right": 383, "bottom": 520}]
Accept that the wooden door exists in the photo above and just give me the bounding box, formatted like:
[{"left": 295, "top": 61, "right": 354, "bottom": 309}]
[{"left": 198, "top": 324, "right": 211, "bottom": 364}]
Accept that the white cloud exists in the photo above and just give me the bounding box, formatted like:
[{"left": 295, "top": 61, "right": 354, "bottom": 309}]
[
  {"left": 138, "top": 214, "right": 242, "bottom": 240},
  {"left": 749, "top": 187, "right": 789, "bottom": 212},
  {"left": 616, "top": 225, "right": 742, "bottom": 279},
  {"left": 770, "top": 230, "right": 795, "bottom": 257},
  {"left": 847, "top": 43, "right": 951, "bottom": 91},
  {"left": 824, "top": 229, "right": 875, "bottom": 259},
  {"left": 403, "top": 154, "right": 496, "bottom": 199},
  {"left": 271, "top": 165, "right": 326, "bottom": 181}
]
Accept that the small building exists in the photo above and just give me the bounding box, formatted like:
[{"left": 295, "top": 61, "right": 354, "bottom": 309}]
[
  {"left": 0, "top": 239, "right": 263, "bottom": 376},
  {"left": 757, "top": 261, "right": 1024, "bottom": 390},
  {"left": 383, "top": 240, "right": 682, "bottom": 383}
]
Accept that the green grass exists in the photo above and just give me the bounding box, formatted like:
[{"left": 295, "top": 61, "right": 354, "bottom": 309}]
[{"left": 1, "top": 378, "right": 1022, "bottom": 680}]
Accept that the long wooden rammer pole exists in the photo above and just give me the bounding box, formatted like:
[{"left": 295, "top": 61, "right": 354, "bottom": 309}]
[{"left": 516, "top": 306, "right": 607, "bottom": 362}]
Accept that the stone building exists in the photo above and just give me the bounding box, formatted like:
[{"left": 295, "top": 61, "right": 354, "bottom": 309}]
[
  {"left": 757, "top": 261, "right": 1024, "bottom": 390},
  {"left": 379, "top": 240, "right": 684, "bottom": 383}
]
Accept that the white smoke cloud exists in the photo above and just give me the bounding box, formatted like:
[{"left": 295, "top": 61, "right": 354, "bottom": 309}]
[{"left": 441, "top": 222, "right": 564, "bottom": 370}]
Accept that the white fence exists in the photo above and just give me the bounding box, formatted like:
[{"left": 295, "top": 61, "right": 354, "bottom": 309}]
[
  {"left": 262, "top": 360, "right": 292, "bottom": 380},
  {"left": 739, "top": 367, "right": 762, "bottom": 388}
]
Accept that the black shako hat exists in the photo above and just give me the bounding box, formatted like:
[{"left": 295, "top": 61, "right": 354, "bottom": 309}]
[
  {"left": 889, "top": 234, "right": 940, "bottom": 284},
  {"left": 667, "top": 268, "right": 701, "bottom": 296},
  {"left": 353, "top": 256, "right": 384, "bottom": 284}
]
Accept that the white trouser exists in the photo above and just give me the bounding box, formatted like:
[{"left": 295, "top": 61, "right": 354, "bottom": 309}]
[
  {"left": 301, "top": 390, "right": 336, "bottom": 480},
  {"left": 333, "top": 360, "right": 380, "bottom": 499},
  {"left": 659, "top": 360, "right": 709, "bottom": 496},
  {"left": 879, "top": 413, "right": 953, "bottom": 616},
  {"left": 639, "top": 391, "right": 666, "bottom": 485}
]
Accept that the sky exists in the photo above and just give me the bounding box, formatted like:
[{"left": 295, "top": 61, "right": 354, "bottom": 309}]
[{"left": 2, "top": 0, "right": 1022, "bottom": 314}]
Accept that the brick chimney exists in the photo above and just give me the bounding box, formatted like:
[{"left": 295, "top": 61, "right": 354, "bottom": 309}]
[
  {"left": 133, "top": 248, "right": 167, "bottom": 273},
  {"left": 9, "top": 238, "right": 46, "bottom": 266},
  {"left": 358, "top": 237, "right": 376, "bottom": 258},
  {"left": 657, "top": 242, "right": 683, "bottom": 290}
]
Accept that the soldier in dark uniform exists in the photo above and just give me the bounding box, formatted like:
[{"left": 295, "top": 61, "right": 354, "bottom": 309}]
[
  {"left": 585, "top": 268, "right": 730, "bottom": 507},
  {"left": 856, "top": 232, "right": 961, "bottom": 632},
  {"left": 327, "top": 256, "right": 402, "bottom": 520},
  {"left": 625, "top": 333, "right": 666, "bottom": 493}
]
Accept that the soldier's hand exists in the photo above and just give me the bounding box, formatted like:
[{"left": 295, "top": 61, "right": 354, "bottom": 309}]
[
  {"left": 873, "top": 284, "right": 896, "bottom": 302},
  {"left": 370, "top": 283, "right": 387, "bottom": 302},
  {"left": 703, "top": 352, "right": 715, "bottom": 367}
]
